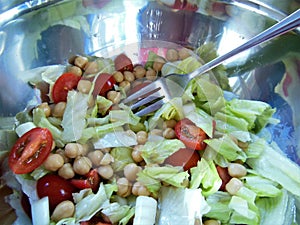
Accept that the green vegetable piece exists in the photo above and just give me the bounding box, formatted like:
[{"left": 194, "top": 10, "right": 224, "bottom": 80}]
[{"left": 110, "top": 147, "right": 134, "bottom": 172}]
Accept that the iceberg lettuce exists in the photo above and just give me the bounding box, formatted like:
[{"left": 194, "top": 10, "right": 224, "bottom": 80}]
[
  {"left": 189, "top": 158, "right": 222, "bottom": 196},
  {"left": 157, "top": 186, "right": 210, "bottom": 225},
  {"left": 61, "top": 90, "right": 89, "bottom": 142},
  {"left": 139, "top": 139, "right": 185, "bottom": 164},
  {"left": 137, "top": 166, "right": 189, "bottom": 197}
]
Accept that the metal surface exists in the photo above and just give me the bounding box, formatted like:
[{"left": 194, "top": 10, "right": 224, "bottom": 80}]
[{"left": 0, "top": 0, "right": 299, "bottom": 158}]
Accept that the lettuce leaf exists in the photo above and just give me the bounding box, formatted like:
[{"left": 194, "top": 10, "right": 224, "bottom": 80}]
[
  {"left": 101, "top": 203, "right": 132, "bottom": 224},
  {"left": 157, "top": 186, "right": 210, "bottom": 225},
  {"left": 185, "top": 108, "right": 214, "bottom": 138},
  {"left": 61, "top": 90, "right": 89, "bottom": 142},
  {"left": 32, "top": 108, "right": 65, "bottom": 147},
  {"left": 140, "top": 139, "right": 185, "bottom": 164},
  {"left": 247, "top": 141, "right": 300, "bottom": 197},
  {"left": 242, "top": 173, "right": 281, "bottom": 197},
  {"left": 74, "top": 182, "right": 117, "bottom": 223},
  {"left": 148, "top": 98, "right": 184, "bottom": 130},
  {"left": 257, "top": 189, "right": 297, "bottom": 225},
  {"left": 93, "top": 131, "right": 137, "bottom": 148},
  {"left": 221, "top": 99, "right": 278, "bottom": 133},
  {"left": 189, "top": 158, "right": 222, "bottom": 196},
  {"left": 110, "top": 147, "right": 135, "bottom": 172},
  {"left": 137, "top": 166, "right": 189, "bottom": 197},
  {"left": 204, "top": 191, "right": 232, "bottom": 223},
  {"left": 204, "top": 134, "right": 247, "bottom": 162}
]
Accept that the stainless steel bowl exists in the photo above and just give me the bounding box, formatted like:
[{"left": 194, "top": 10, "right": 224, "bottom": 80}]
[{"left": 0, "top": 0, "right": 300, "bottom": 223}]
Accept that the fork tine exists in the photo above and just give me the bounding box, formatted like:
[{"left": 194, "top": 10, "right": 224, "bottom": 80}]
[
  {"left": 135, "top": 98, "right": 166, "bottom": 117},
  {"left": 130, "top": 91, "right": 163, "bottom": 110},
  {"left": 123, "top": 82, "right": 161, "bottom": 103}
]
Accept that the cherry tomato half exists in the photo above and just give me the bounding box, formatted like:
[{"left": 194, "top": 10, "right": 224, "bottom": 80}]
[
  {"left": 114, "top": 53, "right": 133, "bottom": 72},
  {"left": 164, "top": 148, "right": 200, "bottom": 171},
  {"left": 52, "top": 72, "right": 81, "bottom": 103},
  {"left": 216, "top": 166, "right": 232, "bottom": 191},
  {"left": 174, "top": 118, "right": 208, "bottom": 150},
  {"left": 8, "top": 127, "right": 53, "bottom": 174},
  {"left": 92, "top": 73, "right": 116, "bottom": 96},
  {"left": 71, "top": 169, "right": 100, "bottom": 192},
  {"left": 37, "top": 174, "right": 78, "bottom": 211}
]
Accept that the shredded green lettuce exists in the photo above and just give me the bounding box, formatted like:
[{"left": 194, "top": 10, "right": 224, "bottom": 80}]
[
  {"left": 189, "top": 158, "right": 222, "bottom": 196},
  {"left": 137, "top": 166, "right": 189, "bottom": 197},
  {"left": 140, "top": 139, "right": 185, "bottom": 164},
  {"left": 61, "top": 90, "right": 89, "bottom": 142},
  {"left": 157, "top": 186, "right": 210, "bottom": 225},
  {"left": 204, "top": 134, "right": 247, "bottom": 162},
  {"left": 247, "top": 141, "right": 300, "bottom": 198}
]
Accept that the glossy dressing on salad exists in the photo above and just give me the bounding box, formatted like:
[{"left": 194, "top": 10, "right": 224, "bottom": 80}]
[{"left": 2, "top": 43, "right": 300, "bottom": 225}]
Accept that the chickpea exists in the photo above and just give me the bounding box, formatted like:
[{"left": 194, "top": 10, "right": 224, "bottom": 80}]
[
  {"left": 228, "top": 163, "right": 247, "bottom": 178},
  {"left": 67, "top": 65, "right": 82, "bottom": 76},
  {"left": 163, "top": 128, "right": 176, "bottom": 139},
  {"left": 38, "top": 102, "right": 51, "bottom": 117},
  {"left": 238, "top": 141, "right": 249, "bottom": 150},
  {"left": 149, "top": 129, "right": 163, "bottom": 136},
  {"left": 88, "top": 150, "right": 104, "bottom": 167},
  {"left": 64, "top": 143, "right": 80, "bottom": 158},
  {"left": 51, "top": 200, "right": 75, "bottom": 222},
  {"left": 107, "top": 91, "right": 121, "bottom": 104},
  {"left": 55, "top": 149, "right": 69, "bottom": 163},
  {"left": 77, "top": 80, "right": 92, "bottom": 94},
  {"left": 101, "top": 147, "right": 112, "bottom": 153},
  {"left": 145, "top": 68, "right": 157, "bottom": 81},
  {"left": 132, "top": 145, "right": 144, "bottom": 163},
  {"left": 43, "top": 153, "right": 64, "bottom": 172},
  {"left": 119, "top": 80, "right": 131, "bottom": 92},
  {"left": 133, "top": 65, "right": 146, "bottom": 79},
  {"left": 178, "top": 48, "right": 190, "bottom": 60},
  {"left": 99, "top": 153, "right": 114, "bottom": 166},
  {"left": 132, "top": 181, "right": 150, "bottom": 196},
  {"left": 113, "top": 71, "right": 124, "bottom": 83},
  {"left": 77, "top": 143, "right": 89, "bottom": 156},
  {"left": 225, "top": 177, "right": 243, "bottom": 195},
  {"left": 74, "top": 56, "right": 88, "bottom": 69},
  {"left": 166, "top": 48, "right": 179, "bottom": 62},
  {"left": 153, "top": 56, "right": 165, "bottom": 72},
  {"left": 124, "top": 71, "right": 135, "bottom": 82},
  {"left": 52, "top": 102, "right": 66, "bottom": 118},
  {"left": 73, "top": 156, "right": 92, "bottom": 175},
  {"left": 98, "top": 165, "right": 114, "bottom": 179},
  {"left": 58, "top": 163, "right": 75, "bottom": 179},
  {"left": 163, "top": 119, "right": 177, "bottom": 129},
  {"left": 84, "top": 61, "right": 99, "bottom": 75},
  {"left": 136, "top": 131, "right": 148, "bottom": 145},
  {"left": 204, "top": 220, "right": 221, "bottom": 225},
  {"left": 117, "top": 177, "right": 131, "bottom": 197},
  {"left": 124, "top": 163, "right": 142, "bottom": 182}
]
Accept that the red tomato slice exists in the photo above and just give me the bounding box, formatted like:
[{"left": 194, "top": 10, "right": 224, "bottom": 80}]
[
  {"left": 70, "top": 169, "right": 100, "bottom": 192},
  {"left": 92, "top": 73, "right": 116, "bottom": 96},
  {"left": 52, "top": 72, "right": 81, "bottom": 103},
  {"left": 114, "top": 53, "right": 133, "bottom": 72},
  {"left": 216, "top": 166, "right": 232, "bottom": 191},
  {"left": 164, "top": 148, "right": 200, "bottom": 171},
  {"left": 174, "top": 118, "right": 208, "bottom": 150},
  {"left": 8, "top": 127, "right": 53, "bottom": 174},
  {"left": 37, "top": 174, "right": 78, "bottom": 211}
]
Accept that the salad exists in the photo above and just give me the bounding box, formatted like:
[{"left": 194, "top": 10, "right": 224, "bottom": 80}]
[{"left": 1, "top": 41, "right": 300, "bottom": 225}]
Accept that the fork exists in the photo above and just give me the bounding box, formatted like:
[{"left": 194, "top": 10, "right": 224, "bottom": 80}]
[{"left": 123, "top": 9, "right": 300, "bottom": 116}]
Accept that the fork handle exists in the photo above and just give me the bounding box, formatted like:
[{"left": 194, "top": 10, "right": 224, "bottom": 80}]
[{"left": 188, "top": 9, "right": 300, "bottom": 80}]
